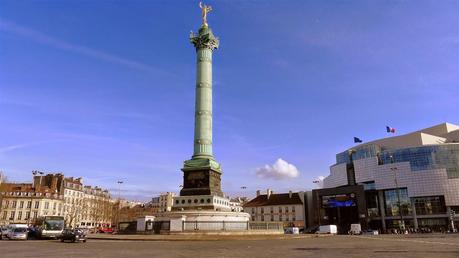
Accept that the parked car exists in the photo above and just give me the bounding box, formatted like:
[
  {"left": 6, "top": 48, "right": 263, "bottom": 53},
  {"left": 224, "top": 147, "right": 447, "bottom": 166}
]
[
  {"left": 1, "top": 224, "right": 28, "bottom": 240},
  {"left": 97, "top": 227, "right": 113, "bottom": 234},
  {"left": 0, "top": 226, "right": 9, "bottom": 240},
  {"left": 60, "top": 229, "right": 87, "bottom": 243},
  {"left": 284, "top": 227, "right": 300, "bottom": 234},
  {"left": 75, "top": 228, "right": 89, "bottom": 235},
  {"left": 362, "top": 229, "right": 379, "bottom": 235},
  {"left": 303, "top": 226, "right": 319, "bottom": 234},
  {"left": 7, "top": 227, "right": 28, "bottom": 240}
]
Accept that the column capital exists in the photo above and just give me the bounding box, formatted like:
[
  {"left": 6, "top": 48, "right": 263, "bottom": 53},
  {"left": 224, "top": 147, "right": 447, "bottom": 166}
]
[{"left": 190, "top": 26, "right": 219, "bottom": 51}]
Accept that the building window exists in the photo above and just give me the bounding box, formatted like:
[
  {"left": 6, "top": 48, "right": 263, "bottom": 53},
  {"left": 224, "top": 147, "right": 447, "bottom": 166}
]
[
  {"left": 278, "top": 207, "right": 282, "bottom": 213},
  {"left": 270, "top": 207, "right": 273, "bottom": 213},
  {"left": 292, "top": 206, "right": 295, "bottom": 212},
  {"left": 34, "top": 201, "right": 39, "bottom": 209},
  {"left": 261, "top": 207, "right": 264, "bottom": 214},
  {"left": 53, "top": 202, "right": 57, "bottom": 210},
  {"left": 366, "top": 191, "right": 380, "bottom": 217},
  {"left": 279, "top": 215, "right": 282, "bottom": 221},
  {"left": 45, "top": 202, "right": 49, "bottom": 209},
  {"left": 270, "top": 215, "right": 274, "bottom": 221},
  {"left": 261, "top": 215, "right": 264, "bottom": 221},
  {"left": 9, "top": 211, "right": 15, "bottom": 220},
  {"left": 285, "top": 206, "right": 289, "bottom": 213},
  {"left": 293, "top": 216, "right": 296, "bottom": 221},
  {"left": 27, "top": 201, "right": 32, "bottom": 209},
  {"left": 12, "top": 201, "right": 17, "bottom": 208},
  {"left": 19, "top": 201, "right": 24, "bottom": 209},
  {"left": 2, "top": 211, "right": 6, "bottom": 220},
  {"left": 414, "top": 196, "right": 446, "bottom": 215},
  {"left": 25, "top": 211, "right": 30, "bottom": 220},
  {"left": 384, "top": 188, "right": 411, "bottom": 216},
  {"left": 18, "top": 211, "right": 22, "bottom": 220}
]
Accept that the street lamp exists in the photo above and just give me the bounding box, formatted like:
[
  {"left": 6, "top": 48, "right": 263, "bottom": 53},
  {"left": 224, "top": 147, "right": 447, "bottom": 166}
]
[
  {"left": 389, "top": 155, "right": 405, "bottom": 232},
  {"left": 116, "top": 181, "right": 123, "bottom": 229}
]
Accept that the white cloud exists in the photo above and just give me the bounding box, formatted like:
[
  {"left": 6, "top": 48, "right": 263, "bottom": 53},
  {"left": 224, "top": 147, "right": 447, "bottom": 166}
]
[{"left": 256, "top": 158, "right": 300, "bottom": 180}]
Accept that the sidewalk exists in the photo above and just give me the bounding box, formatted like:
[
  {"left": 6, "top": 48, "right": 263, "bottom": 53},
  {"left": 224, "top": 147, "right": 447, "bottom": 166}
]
[{"left": 87, "top": 233, "right": 328, "bottom": 241}]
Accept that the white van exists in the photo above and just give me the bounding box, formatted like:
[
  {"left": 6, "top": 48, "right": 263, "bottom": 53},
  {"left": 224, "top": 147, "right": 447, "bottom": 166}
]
[
  {"left": 317, "top": 225, "right": 338, "bottom": 234},
  {"left": 349, "top": 224, "right": 362, "bottom": 235}
]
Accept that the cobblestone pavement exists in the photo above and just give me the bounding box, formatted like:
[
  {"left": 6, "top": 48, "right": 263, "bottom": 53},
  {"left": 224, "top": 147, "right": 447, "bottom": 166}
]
[{"left": 0, "top": 234, "right": 458, "bottom": 258}]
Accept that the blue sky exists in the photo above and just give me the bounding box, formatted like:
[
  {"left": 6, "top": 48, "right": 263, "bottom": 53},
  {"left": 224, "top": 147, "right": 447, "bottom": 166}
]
[{"left": 1, "top": 0, "right": 458, "bottom": 201}]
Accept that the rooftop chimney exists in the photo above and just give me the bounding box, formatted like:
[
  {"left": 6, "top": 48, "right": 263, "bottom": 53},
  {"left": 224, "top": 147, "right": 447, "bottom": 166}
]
[
  {"left": 289, "top": 190, "right": 293, "bottom": 198},
  {"left": 256, "top": 190, "right": 261, "bottom": 197},
  {"left": 267, "top": 189, "right": 272, "bottom": 199}
]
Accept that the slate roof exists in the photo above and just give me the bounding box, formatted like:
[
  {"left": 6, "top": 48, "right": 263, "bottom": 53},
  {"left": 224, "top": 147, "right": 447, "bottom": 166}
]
[{"left": 244, "top": 192, "right": 303, "bottom": 207}]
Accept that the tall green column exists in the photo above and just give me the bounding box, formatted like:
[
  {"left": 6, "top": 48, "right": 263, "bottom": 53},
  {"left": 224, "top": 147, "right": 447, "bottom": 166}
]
[
  {"left": 180, "top": 24, "right": 223, "bottom": 197},
  {"left": 193, "top": 34, "right": 215, "bottom": 158}
]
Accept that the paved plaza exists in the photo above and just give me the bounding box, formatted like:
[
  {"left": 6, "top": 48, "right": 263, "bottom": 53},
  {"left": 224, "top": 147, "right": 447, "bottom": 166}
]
[{"left": 0, "top": 234, "right": 458, "bottom": 258}]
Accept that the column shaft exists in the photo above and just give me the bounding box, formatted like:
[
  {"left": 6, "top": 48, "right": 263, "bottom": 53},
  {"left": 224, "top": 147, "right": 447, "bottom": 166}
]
[{"left": 193, "top": 48, "right": 213, "bottom": 157}]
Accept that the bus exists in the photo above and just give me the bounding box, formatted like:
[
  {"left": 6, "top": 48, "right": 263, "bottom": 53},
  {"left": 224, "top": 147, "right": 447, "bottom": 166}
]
[{"left": 35, "top": 216, "right": 65, "bottom": 239}]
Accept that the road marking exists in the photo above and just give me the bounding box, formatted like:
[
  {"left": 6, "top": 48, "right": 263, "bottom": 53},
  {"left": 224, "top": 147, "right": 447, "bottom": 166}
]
[{"left": 352, "top": 235, "right": 459, "bottom": 246}]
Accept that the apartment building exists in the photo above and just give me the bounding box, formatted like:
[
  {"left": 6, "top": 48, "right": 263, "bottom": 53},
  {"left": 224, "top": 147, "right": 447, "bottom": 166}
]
[
  {"left": 80, "top": 186, "right": 112, "bottom": 228},
  {"left": 244, "top": 189, "right": 305, "bottom": 229},
  {"left": 0, "top": 183, "right": 63, "bottom": 225}
]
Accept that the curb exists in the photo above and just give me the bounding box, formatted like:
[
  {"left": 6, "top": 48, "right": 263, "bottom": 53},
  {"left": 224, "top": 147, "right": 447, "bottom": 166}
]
[{"left": 87, "top": 234, "right": 333, "bottom": 242}]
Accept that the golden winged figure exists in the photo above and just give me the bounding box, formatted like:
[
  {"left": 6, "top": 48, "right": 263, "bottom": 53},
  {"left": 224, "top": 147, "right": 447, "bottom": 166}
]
[{"left": 199, "top": 1, "right": 212, "bottom": 26}]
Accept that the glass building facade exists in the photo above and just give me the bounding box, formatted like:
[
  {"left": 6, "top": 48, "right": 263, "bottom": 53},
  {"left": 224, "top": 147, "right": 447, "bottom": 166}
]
[{"left": 336, "top": 144, "right": 459, "bottom": 179}]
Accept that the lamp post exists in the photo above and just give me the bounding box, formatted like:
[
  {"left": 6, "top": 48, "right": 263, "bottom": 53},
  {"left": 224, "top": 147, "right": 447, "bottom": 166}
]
[
  {"left": 116, "top": 181, "right": 123, "bottom": 229},
  {"left": 389, "top": 155, "right": 405, "bottom": 232}
]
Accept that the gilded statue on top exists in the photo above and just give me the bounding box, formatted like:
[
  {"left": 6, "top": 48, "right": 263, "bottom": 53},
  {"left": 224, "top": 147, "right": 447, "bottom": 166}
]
[
  {"left": 199, "top": 2, "right": 212, "bottom": 26},
  {"left": 189, "top": 2, "right": 219, "bottom": 50}
]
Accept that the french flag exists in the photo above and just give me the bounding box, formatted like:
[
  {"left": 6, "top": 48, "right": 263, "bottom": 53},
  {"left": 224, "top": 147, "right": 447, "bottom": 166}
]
[{"left": 386, "top": 126, "right": 396, "bottom": 133}]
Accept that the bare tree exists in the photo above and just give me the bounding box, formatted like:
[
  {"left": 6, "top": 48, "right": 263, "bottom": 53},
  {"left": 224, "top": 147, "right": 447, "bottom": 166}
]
[{"left": 65, "top": 204, "right": 81, "bottom": 228}]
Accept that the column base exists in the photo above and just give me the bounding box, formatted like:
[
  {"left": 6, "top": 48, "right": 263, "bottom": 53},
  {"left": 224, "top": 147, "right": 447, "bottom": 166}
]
[{"left": 181, "top": 158, "right": 223, "bottom": 197}]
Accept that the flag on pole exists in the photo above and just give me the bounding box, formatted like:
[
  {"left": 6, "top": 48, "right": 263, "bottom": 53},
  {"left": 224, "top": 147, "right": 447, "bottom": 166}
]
[
  {"left": 354, "top": 137, "right": 363, "bottom": 143},
  {"left": 386, "top": 126, "right": 396, "bottom": 133}
]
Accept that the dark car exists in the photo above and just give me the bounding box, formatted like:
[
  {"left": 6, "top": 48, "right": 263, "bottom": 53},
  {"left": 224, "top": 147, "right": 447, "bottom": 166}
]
[
  {"left": 60, "top": 229, "right": 86, "bottom": 243},
  {"left": 304, "top": 225, "right": 320, "bottom": 234}
]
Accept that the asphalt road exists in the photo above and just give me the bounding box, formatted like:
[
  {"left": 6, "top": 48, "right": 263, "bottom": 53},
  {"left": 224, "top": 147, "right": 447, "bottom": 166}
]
[{"left": 1, "top": 234, "right": 458, "bottom": 258}]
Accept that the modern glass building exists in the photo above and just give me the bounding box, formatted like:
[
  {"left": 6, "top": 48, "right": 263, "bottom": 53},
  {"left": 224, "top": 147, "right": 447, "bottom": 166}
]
[{"left": 321, "top": 123, "right": 459, "bottom": 232}]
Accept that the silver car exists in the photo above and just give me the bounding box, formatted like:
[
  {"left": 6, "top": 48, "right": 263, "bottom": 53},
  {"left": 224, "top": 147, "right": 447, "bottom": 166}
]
[{"left": 8, "top": 228, "right": 28, "bottom": 240}]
